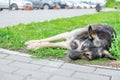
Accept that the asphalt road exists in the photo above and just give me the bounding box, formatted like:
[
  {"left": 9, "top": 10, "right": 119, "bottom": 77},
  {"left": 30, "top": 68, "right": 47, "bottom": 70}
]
[{"left": 0, "top": 8, "right": 117, "bottom": 27}]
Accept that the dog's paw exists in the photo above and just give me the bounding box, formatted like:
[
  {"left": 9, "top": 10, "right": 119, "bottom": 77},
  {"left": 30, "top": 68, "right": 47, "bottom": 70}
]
[
  {"left": 24, "top": 40, "right": 40, "bottom": 46},
  {"left": 26, "top": 42, "right": 50, "bottom": 50},
  {"left": 26, "top": 43, "right": 41, "bottom": 50}
]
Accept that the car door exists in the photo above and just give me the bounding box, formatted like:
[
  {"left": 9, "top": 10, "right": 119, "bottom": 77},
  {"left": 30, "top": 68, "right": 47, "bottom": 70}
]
[
  {"left": 27, "top": 0, "right": 41, "bottom": 8},
  {"left": 33, "top": 0, "right": 41, "bottom": 8},
  {"left": 39, "top": 0, "right": 44, "bottom": 8}
]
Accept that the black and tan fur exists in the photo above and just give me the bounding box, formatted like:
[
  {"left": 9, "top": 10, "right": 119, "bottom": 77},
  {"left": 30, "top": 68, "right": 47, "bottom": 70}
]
[{"left": 25, "top": 24, "right": 117, "bottom": 60}]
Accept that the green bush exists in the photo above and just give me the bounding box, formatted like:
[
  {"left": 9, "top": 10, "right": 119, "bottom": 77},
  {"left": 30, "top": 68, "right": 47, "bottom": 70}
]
[{"left": 106, "top": 0, "right": 120, "bottom": 8}]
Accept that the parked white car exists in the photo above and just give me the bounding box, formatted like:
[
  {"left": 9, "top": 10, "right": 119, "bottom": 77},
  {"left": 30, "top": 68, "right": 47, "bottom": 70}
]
[
  {"left": 0, "top": 0, "right": 33, "bottom": 10},
  {"left": 82, "top": 1, "right": 96, "bottom": 8},
  {"left": 65, "top": 1, "right": 74, "bottom": 8},
  {"left": 74, "top": 2, "right": 90, "bottom": 9},
  {"left": 89, "top": 2, "right": 96, "bottom": 8}
]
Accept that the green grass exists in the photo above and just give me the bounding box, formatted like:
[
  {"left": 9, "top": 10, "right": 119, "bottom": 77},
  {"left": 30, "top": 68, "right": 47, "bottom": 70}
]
[
  {"left": 0, "top": 11, "right": 120, "bottom": 60},
  {"left": 106, "top": 0, "right": 120, "bottom": 8}
]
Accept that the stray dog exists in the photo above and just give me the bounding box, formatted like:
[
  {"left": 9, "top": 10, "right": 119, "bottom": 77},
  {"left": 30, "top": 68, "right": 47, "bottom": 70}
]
[{"left": 25, "top": 24, "right": 117, "bottom": 60}]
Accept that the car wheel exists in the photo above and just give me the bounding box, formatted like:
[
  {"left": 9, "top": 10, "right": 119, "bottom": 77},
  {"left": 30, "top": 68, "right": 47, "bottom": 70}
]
[
  {"left": 77, "top": 6, "right": 81, "bottom": 9},
  {"left": 83, "top": 6, "right": 87, "bottom": 9},
  {"left": 0, "top": 8, "right": 3, "bottom": 11},
  {"left": 10, "top": 4, "right": 18, "bottom": 10},
  {"left": 43, "top": 4, "right": 50, "bottom": 9}
]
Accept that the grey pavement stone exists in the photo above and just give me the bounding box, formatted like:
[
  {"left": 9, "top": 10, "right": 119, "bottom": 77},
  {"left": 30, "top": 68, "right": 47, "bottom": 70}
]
[
  {"left": 24, "top": 74, "right": 44, "bottom": 80},
  {"left": 25, "top": 77, "right": 41, "bottom": 80},
  {"left": 13, "top": 69, "right": 51, "bottom": 80},
  {"left": 31, "top": 59, "right": 64, "bottom": 68},
  {"left": 0, "top": 64, "right": 19, "bottom": 73},
  {"left": 9, "top": 61, "right": 42, "bottom": 71},
  {"left": 5, "top": 55, "right": 32, "bottom": 63},
  {"left": 0, "top": 53, "right": 9, "bottom": 58},
  {"left": 61, "top": 63, "right": 96, "bottom": 73},
  {"left": 25, "top": 78, "right": 40, "bottom": 80},
  {"left": 111, "top": 75, "right": 120, "bottom": 80},
  {"left": 72, "top": 71, "right": 110, "bottom": 80},
  {"left": 49, "top": 75, "right": 80, "bottom": 80},
  {"left": 0, "top": 72, "right": 24, "bottom": 80},
  {"left": 0, "top": 58, "right": 14, "bottom": 65},
  {"left": 39, "top": 66, "right": 74, "bottom": 76},
  {"left": 94, "top": 68, "right": 120, "bottom": 76}
]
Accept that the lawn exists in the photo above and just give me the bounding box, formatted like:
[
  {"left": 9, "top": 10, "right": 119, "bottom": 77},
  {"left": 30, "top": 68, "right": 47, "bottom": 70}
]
[{"left": 0, "top": 11, "right": 120, "bottom": 60}]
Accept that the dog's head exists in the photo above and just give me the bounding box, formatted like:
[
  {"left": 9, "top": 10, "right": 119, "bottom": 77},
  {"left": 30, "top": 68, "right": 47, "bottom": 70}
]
[{"left": 68, "top": 25, "right": 116, "bottom": 60}]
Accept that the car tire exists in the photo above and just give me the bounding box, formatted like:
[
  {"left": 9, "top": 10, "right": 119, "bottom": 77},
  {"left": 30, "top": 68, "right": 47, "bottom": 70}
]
[
  {"left": 10, "top": 4, "right": 18, "bottom": 10},
  {"left": 0, "top": 8, "right": 3, "bottom": 11},
  {"left": 77, "top": 6, "right": 81, "bottom": 9},
  {"left": 83, "top": 6, "right": 87, "bottom": 9},
  {"left": 43, "top": 4, "right": 50, "bottom": 9}
]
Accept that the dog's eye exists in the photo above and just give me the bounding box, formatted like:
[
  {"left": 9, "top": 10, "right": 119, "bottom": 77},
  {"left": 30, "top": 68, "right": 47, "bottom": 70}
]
[
  {"left": 86, "top": 53, "right": 90, "bottom": 56},
  {"left": 85, "top": 52, "right": 91, "bottom": 56}
]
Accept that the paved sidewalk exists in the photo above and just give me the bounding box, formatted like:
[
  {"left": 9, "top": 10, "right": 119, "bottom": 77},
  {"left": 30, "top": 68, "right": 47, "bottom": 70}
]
[{"left": 0, "top": 48, "right": 120, "bottom": 80}]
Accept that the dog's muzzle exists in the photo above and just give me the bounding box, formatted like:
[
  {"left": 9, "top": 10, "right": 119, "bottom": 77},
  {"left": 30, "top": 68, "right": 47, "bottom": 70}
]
[{"left": 68, "top": 50, "right": 85, "bottom": 60}]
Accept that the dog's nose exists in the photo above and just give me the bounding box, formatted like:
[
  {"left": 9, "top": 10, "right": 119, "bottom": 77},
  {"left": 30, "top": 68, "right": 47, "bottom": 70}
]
[
  {"left": 69, "top": 53, "right": 78, "bottom": 60},
  {"left": 68, "top": 50, "right": 83, "bottom": 60}
]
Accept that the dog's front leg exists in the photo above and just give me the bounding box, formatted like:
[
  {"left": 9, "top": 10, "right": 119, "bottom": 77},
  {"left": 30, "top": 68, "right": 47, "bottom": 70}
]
[
  {"left": 25, "top": 32, "right": 69, "bottom": 46},
  {"left": 26, "top": 41, "right": 71, "bottom": 50},
  {"left": 25, "top": 40, "right": 41, "bottom": 46}
]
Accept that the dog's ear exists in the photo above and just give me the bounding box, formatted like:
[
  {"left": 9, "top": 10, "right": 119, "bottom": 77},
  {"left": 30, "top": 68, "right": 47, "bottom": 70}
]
[
  {"left": 88, "top": 25, "right": 98, "bottom": 40},
  {"left": 102, "top": 50, "right": 117, "bottom": 60}
]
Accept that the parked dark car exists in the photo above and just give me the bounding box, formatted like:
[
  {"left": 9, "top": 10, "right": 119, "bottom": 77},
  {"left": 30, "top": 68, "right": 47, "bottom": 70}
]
[
  {"left": 57, "top": 0, "right": 66, "bottom": 8},
  {"left": 41, "top": 0, "right": 57, "bottom": 9},
  {"left": 0, "top": 8, "right": 3, "bottom": 11},
  {"left": 26, "top": 0, "right": 41, "bottom": 9}
]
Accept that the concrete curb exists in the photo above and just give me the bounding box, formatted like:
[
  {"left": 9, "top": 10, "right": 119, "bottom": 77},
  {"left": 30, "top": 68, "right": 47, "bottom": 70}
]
[{"left": 0, "top": 48, "right": 31, "bottom": 57}]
